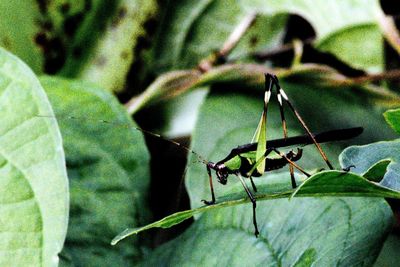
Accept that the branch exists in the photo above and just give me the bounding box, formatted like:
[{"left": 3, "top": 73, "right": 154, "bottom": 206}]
[{"left": 198, "top": 12, "right": 257, "bottom": 72}]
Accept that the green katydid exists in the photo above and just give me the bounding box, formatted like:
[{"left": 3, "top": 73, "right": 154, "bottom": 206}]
[{"left": 201, "top": 73, "right": 363, "bottom": 237}]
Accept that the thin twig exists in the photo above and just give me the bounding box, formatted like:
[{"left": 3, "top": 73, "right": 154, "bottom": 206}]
[
  {"left": 253, "top": 38, "right": 314, "bottom": 60},
  {"left": 198, "top": 12, "right": 257, "bottom": 72},
  {"left": 350, "top": 69, "right": 400, "bottom": 84},
  {"left": 219, "top": 12, "right": 257, "bottom": 56}
]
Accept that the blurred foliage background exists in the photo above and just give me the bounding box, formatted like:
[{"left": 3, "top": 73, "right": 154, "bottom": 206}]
[{"left": 2, "top": 0, "right": 400, "bottom": 266}]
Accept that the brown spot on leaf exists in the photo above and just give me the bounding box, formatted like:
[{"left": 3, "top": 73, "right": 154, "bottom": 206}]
[
  {"left": 143, "top": 17, "right": 158, "bottom": 36},
  {"left": 36, "top": 0, "right": 49, "bottom": 13},
  {"left": 34, "top": 32, "right": 48, "bottom": 47},
  {"left": 118, "top": 6, "right": 127, "bottom": 19},
  {"left": 34, "top": 33, "right": 66, "bottom": 74},
  {"left": 64, "top": 13, "right": 84, "bottom": 37},
  {"left": 111, "top": 6, "right": 128, "bottom": 27},
  {"left": 42, "top": 20, "right": 53, "bottom": 31},
  {"left": 120, "top": 50, "right": 129, "bottom": 60},
  {"left": 1, "top": 37, "right": 11, "bottom": 49},
  {"left": 60, "top": 2, "right": 71, "bottom": 14},
  {"left": 72, "top": 47, "right": 82, "bottom": 58},
  {"left": 95, "top": 56, "right": 107, "bottom": 67},
  {"left": 250, "top": 36, "right": 259, "bottom": 48},
  {"left": 84, "top": 0, "right": 92, "bottom": 11}
]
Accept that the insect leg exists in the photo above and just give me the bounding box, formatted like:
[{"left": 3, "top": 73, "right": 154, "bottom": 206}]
[
  {"left": 276, "top": 79, "right": 288, "bottom": 139},
  {"left": 247, "top": 147, "right": 274, "bottom": 192},
  {"left": 275, "top": 75, "right": 298, "bottom": 188},
  {"left": 247, "top": 148, "right": 274, "bottom": 177},
  {"left": 271, "top": 75, "right": 334, "bottom": 170},
  {"left": 289, "top": 164, "right": 296, "bottom": 188},
  {"left": 236, "top": 172, "right": 259, "bottom": 237},
  {"left": 249, "top": 176, "right": 257, "bottom": 192},
  {"left": 202, "top": 164, "right": 216, "bottom": 205},
  {"left": 272, "top": 148, "right": 311, "bottom": 177},
  {"left": 342, "top": 165, "right": 355, "bottom": 172}
]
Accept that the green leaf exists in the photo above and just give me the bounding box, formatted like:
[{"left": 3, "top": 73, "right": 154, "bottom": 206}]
[
  {"left": 317, "top": 24, "right": 383, "bottom": 72},
  {"left": 52, "top": 1, "right": 122, "bottom": 76},
  {"left": 39, "top": 76, "right": 151, "bottom": 266},
  {"left": 340, "top": 140, "right": 400, "bottom": 191},
  {"left": 239, "top": 0, "right": 385, "bottom": 71},
  {"left": 375, "top": 234, "right": 400, "bottom": 267},
  {"left": 0, "top": 2, "right": 44, "bottom": 72},
  {"left": 292, "top": 171, "right": 400, "bottom": 198},
  {"left": 141, "top": 197, "right": 392, "bottom": 266},
  {"left": 113, "top": 170, "right": 400, "bottom": 242},
  {"left": 384, "top": 108, "right": 400, "bottom": 134},
  {"left": 73, "top": 0, "right": 158, "bottom": 91},
  {"left": 0, "top": 0, "right": 158, "bottom": 88},
  {"left": 363, "top": 159, "right": 391, "bottom": 182},
  {"left": 0, "top": 1, "right": 124, "bottom": 76},
  {"left": 0, "top": 48, "right": 68, "bottom": 265},
  {"left": 115, "top": 68, "right": 397, "bottom": 244}
]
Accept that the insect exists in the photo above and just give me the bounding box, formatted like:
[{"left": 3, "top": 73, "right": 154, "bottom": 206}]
[{"left": 200, "top": 73, "right": 363, "bottom": 237}]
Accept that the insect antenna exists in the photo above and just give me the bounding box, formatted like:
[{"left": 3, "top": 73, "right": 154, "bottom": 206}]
[
  {"left": 133, "top": 126, "right": 209, "bottom": 165},
  {"left": 36, "top": 114, "right": 210, "bottom": 166}
]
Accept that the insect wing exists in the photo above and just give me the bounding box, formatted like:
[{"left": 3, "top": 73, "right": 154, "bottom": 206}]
[{"left": 251, "top": 109, "right": 267, "bottom": 175}]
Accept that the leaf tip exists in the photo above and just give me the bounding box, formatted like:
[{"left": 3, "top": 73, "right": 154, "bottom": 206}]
[{"left": 111, "top": 228, "right": 137, "bottom": 245}]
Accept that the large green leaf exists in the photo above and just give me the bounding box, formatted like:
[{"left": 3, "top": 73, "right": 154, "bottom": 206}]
[
  {"left": 39, "top": 76, "right": 151, "bottom": 266},
  {"left": 340, "top": 140, "right": 400, "bottom": 191},
  {"left": 113, "top": 170, "right": 400, "bottom": 243},
  {"left": 340, "top": 107, "right": 400, "bottom": 191},
  {"left": 239, "top": 0, "right": 385, "bottom": 71},
  {"left": 141, "top": 197, "right": 392, "bottom": 266},
  {"left": 0, "top": 48, "right": 68, "bottom": 265}
]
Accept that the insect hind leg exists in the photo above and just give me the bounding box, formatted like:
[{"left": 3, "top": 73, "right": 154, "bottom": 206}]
[
  {"left": 270, "top": 74, "right": 334, "bottom": 170},
  {"left": 271, "top": 74, "right": 297, "bottom": 187}
]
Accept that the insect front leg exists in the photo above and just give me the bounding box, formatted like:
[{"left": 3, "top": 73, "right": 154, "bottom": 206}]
[{"left": 201, "top": 164, "right": 216, "bottom": 205}]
